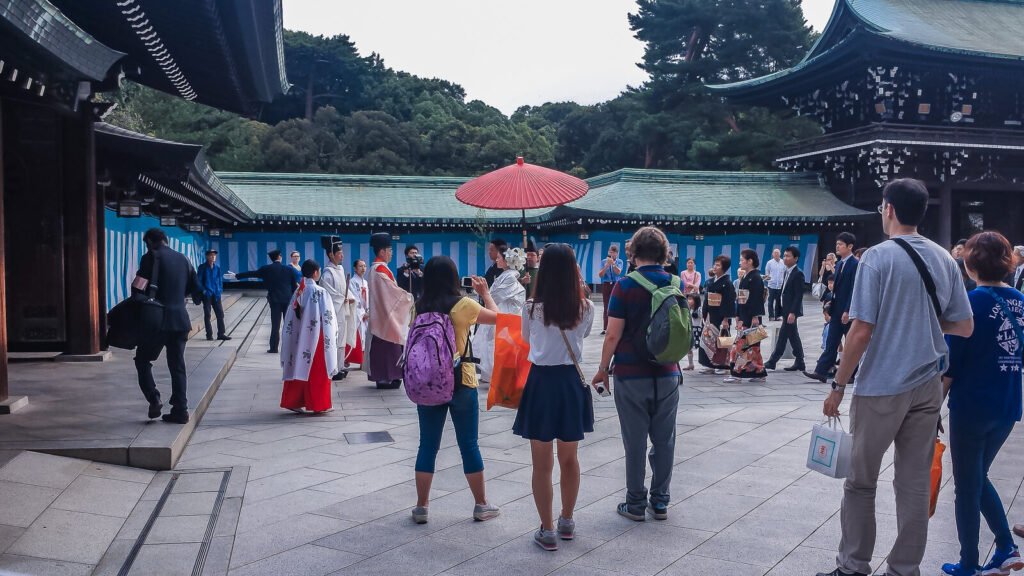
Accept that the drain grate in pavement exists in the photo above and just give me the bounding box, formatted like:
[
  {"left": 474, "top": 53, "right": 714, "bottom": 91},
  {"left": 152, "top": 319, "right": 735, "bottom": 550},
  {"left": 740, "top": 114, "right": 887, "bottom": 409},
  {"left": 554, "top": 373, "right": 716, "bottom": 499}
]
[
  {"left": 344, "top": 431, "right": 394, "bottom": 444},
  {"left": 118, "top": 469, "right": 231, "bottom": 576}
]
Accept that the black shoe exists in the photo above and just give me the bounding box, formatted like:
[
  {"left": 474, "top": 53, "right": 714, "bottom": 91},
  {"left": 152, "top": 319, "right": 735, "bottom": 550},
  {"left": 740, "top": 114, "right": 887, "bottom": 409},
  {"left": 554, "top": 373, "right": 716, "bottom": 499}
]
[
  {"left": 764, "top": 362, "right": 777, "bottom": 371},
  {"left": 376, "top": 380, "right": 401, "bottom": 390},
  {"left": 332, "top": 370, "right": 347, "bottom": 381},
  {"left": 600, "top": 330, "right": 607, "bottom": 335},
  {"left": 148, "top": 402, "right": 163, "bottom": 419},
  {"left": 267, "top": 349, "right": 277, "bottom": 354},
  {"left": 217, "top": 335, "right": 232, "bottom": 341},
  {"left": 206, "top": 335, "right": 214, "bottom": 341},
  {"left": 816, "top": 569, "right": 867, "bottom": 576},
  {"left": 803, "top": 371, "right": 828, "bottom": 383},
  {"left": 784, "top": 364, "right": 806, "bottom": 372},
  {"left": 161, "top": 411, "right": 190, "bottom": 424}
]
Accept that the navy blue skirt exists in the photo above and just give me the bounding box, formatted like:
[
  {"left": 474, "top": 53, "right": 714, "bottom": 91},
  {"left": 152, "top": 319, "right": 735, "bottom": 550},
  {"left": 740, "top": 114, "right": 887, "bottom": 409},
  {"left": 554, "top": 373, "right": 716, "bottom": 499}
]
[{"left": 513, "top": 364, "right": 594, "bottom": 442}]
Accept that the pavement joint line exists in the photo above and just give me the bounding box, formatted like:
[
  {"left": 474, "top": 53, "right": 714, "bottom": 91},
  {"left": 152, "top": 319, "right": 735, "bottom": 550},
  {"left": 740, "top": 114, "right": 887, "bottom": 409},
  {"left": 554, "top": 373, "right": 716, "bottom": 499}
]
[
  {"left": 192, "top": 469, "right": 231, "bottom": 576},
  {"left": 117, "top": 472, "right": 178, "bottom": 576}
]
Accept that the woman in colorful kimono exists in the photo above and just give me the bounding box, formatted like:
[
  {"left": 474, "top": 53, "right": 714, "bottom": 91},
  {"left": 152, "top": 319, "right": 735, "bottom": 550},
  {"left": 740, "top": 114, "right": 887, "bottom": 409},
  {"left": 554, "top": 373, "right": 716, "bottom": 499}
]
[
  {"left": 474, "top": 247, "right": 527, "bottom": 382},
  {"left": 698, "top": 255, "right": 736, "bottom": 375},
  {"left": 727, "top": 249, "right": 767, "bottom": 383},
  {"left": 280, "top": 260, "right": 339, "bottom": 414}
]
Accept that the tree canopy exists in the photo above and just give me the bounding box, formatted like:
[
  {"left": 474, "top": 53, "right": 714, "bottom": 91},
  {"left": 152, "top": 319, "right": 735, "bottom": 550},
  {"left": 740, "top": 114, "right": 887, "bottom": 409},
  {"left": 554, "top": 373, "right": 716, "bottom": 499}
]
[{"left": 107, "top": 1, "right": 820, "bottom": 177}]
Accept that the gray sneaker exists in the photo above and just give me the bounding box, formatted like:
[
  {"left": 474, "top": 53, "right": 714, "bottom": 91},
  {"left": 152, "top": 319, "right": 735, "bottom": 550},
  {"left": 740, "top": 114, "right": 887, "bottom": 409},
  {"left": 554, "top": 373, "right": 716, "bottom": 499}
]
[
  {"left": 557, "top": 516, "right": 575, "bottom": 540},
  {"left": 411, "top": 506, "right": 428, "bottom": 524},
  {"left": 534, "top": 527, "right": 558, "bottom": 551},
  {"left": 473, "top": 502, "right": 500, "bottom": 521}
]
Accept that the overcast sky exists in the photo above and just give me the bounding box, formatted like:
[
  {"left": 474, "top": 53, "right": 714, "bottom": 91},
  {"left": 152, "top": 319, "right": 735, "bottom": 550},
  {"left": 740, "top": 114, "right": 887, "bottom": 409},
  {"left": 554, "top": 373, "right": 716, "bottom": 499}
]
[{"left": 283, "top": 0, "right": 838, "bottom": 115}]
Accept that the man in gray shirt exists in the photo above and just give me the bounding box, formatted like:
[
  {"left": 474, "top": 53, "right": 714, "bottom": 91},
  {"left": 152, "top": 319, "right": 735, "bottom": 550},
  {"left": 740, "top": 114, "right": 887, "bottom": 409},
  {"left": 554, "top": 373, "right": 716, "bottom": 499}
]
[{"left": 817, "top": 179, "right": 973, "bottom": 576}]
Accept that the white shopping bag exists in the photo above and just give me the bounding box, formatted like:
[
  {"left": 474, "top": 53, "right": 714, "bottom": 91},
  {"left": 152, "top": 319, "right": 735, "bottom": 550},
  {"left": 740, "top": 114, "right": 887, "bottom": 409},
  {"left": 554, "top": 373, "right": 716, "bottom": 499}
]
[{"left": 806, "top": 417, "right": 853, "bottom": 478}]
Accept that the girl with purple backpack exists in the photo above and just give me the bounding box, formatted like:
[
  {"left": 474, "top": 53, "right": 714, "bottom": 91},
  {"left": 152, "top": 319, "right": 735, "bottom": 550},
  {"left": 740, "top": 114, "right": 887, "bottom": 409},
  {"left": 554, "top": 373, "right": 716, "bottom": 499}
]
[
  {"left": 513, "top": 244, "right": 596, "bottom": 551},
  {"left": 410, "top": 256, "right": 501, "bottom": 525}
]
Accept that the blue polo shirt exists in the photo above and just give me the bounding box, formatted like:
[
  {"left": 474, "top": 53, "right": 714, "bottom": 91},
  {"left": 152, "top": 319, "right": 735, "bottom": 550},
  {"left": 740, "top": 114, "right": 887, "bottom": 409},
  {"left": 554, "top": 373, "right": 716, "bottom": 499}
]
[
  {"left": 945, "top": 287, "right": 1024, "bottom": 422},
  {"left": 600, "top": 258, "right": 624, "bottom": 283}
]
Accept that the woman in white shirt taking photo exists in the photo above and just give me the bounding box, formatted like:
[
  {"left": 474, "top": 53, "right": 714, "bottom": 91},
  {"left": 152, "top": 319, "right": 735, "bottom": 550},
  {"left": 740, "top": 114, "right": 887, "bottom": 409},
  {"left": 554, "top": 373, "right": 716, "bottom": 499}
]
[{"left": 513, "top": 243, "right": 596, "bottom": 552}]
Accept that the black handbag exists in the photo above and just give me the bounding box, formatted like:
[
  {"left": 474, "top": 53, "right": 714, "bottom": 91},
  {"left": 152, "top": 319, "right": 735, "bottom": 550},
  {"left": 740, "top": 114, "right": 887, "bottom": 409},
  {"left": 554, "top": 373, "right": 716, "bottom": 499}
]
[{"left": 106, "top": 249, "right": 164, "bottom": 349}]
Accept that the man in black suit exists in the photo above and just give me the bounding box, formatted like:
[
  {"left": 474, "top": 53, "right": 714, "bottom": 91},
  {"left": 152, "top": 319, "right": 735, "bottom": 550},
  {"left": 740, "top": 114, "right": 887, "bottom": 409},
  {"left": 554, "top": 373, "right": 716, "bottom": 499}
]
[
  {"left": 806, "top": 232, "right": 859, "bottom": 381},
  {"left": 237, "top": 249, "right": 300, "bottom": 353},
  {"left": 765, "top": 245, "right": 805, "bottom": 372},
  {"left": 133, "top": 228, "right": 202, "bottom": 424}
]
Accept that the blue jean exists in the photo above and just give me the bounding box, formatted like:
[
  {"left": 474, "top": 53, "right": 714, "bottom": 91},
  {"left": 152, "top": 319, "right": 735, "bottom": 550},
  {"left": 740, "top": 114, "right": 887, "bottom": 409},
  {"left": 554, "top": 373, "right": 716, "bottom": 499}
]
[
  {"left": 415, "top": 385, "right": 483, "bottom": 474},
  {"left": 950, "top": 412, "right": 1016, "bottom": 570}
]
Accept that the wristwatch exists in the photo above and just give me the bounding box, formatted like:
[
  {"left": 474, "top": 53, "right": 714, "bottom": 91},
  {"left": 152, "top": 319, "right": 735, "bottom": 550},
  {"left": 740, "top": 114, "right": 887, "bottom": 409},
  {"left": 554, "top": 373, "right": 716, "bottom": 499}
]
[{"left": 830, "top": 380, "right": 846, "bottom": 391}]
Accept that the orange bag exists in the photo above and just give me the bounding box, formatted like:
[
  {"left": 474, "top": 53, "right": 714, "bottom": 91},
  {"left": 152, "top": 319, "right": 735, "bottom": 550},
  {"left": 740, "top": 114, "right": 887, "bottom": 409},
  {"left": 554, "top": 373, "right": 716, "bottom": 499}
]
[
  {"left": 486, "top": 313, "right": 532, "bottom": 410},
  {"left": 929, "top": 437, "right": 945, "bottom": 518}
]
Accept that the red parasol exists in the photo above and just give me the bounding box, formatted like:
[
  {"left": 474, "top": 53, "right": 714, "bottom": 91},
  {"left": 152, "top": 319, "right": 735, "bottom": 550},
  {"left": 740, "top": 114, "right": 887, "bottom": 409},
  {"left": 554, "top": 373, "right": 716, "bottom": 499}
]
[{"left": 456, "top": 157, "right": 588, "bottom": 248}]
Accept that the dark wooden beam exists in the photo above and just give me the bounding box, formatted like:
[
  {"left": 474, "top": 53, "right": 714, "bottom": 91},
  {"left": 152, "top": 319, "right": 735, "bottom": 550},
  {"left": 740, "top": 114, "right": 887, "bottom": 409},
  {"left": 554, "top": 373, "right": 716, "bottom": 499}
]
[
  {"left": 0, "top": 100, "right": 8, "bottom": 402},
  {"left": 63, "top": 113, "right": 100, "bottom": 355}
]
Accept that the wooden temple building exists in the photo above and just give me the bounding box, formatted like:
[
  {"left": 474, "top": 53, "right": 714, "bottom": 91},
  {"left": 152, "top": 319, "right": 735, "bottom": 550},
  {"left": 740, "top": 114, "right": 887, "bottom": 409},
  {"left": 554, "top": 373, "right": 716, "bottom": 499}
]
[
  {"left": 0, "top": 0, "right": 288, "bottom": 412},
  {"left": 707, "top": 0, "right": 1024, "bottom": 246}
]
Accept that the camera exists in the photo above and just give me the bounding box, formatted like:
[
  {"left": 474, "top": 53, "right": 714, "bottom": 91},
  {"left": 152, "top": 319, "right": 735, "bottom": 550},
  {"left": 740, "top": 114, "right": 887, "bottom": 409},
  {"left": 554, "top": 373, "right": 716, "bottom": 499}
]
[
  {"left": 406, "top": 254, "right": 424, "bottom": 270},
  {"left": 461, "top": 276, "right": 474, "bottom": 289}
]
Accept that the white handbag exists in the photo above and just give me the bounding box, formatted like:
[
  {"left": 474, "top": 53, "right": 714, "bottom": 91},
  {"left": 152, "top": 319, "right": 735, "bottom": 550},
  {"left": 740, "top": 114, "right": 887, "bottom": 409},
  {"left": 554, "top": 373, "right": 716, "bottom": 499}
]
[
  {"left": 806, "top": 417, "right": 852, "bottom": 479},
  {"left": 811, "top": 282, "right": 826, "bottom": 300}
]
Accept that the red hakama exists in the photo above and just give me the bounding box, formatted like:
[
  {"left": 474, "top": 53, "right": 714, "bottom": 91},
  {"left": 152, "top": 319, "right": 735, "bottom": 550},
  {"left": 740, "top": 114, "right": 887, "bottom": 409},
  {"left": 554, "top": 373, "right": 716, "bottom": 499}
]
[
  {"left": 281, "top": 330, "right": 332, "bottom": 413},
  {"left": 345, "top": 330, "right": 364, "bottom": 365}
]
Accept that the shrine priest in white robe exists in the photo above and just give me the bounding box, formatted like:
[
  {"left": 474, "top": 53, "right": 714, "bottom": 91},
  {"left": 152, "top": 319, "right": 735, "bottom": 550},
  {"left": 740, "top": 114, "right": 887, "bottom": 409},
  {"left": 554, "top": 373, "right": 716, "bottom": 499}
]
[{"left": 319, "top": 237, "right": 357, "bottom": 380}]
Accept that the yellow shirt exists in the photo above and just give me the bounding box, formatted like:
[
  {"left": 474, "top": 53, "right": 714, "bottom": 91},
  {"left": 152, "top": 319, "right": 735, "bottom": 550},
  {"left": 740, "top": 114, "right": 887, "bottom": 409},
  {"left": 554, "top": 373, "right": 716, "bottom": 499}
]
[{"left": 450, "top": 297, "right": 482, "bottom": 388}]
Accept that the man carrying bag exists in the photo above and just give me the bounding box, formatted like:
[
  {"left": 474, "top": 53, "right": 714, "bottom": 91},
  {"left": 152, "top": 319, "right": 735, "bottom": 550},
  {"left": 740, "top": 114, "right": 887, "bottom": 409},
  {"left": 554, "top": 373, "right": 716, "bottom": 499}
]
[
  {"left": 816, "top": 179, "right": 973, "bottom": 576},
  {"left": 132, "top": 229, "right": 202, "bottom": 424}
]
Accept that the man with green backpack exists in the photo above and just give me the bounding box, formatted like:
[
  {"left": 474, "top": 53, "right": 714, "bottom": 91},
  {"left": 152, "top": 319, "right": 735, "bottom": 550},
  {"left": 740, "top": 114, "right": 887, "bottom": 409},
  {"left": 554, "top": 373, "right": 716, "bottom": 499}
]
[{"left": 592, "top": 226, "right": 692, "bottom": 522}]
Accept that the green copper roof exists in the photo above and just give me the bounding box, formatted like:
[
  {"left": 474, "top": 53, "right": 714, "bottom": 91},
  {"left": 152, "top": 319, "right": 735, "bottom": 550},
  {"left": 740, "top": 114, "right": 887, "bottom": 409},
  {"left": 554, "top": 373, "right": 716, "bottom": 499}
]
[
  {"left": 708, "top": 0, "right": 1024, "bottom": 98},
  {"left": 848, "top": 0, "right": 1024, "bottom": 59},
  {"left": 217, "top": 169, "right": 870, "bottom": 225},
  {"left": 556, "top": 169, "right": 870, "bottom": 223},
  {"left": 216, "top": 172, "right": 550, "bottom": 224}
]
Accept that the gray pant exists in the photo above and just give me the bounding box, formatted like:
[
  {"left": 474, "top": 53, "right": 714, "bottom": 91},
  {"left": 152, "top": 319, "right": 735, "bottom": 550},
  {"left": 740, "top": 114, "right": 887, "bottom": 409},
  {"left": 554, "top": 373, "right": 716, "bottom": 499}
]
[
  {"left": 838, "top": 376, "right": 942, "bottom": 576},
  {"left": 613, "top": 374, "right": 681, "bottom": 509}
]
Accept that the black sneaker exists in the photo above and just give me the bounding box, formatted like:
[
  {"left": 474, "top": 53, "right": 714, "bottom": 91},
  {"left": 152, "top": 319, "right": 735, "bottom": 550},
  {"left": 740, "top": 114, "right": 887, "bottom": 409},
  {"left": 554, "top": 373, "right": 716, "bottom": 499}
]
[
  {"left": 161, "top": 411, "right": 190, "bottom": 424},
  {"left": 803, "top": 371, "right": 828, "bottom": 383},
  {"left": 616, "top": 503, "right": 645, "bottom": 522},
  {"left": 816, "top": 569, "right": 867, "bottom": 576},
  {"left": 647, "top": 502, "right": 668, "bottom": 520},
  {"left": 147, "top": 402, "right": 163, "bottom": 419}
]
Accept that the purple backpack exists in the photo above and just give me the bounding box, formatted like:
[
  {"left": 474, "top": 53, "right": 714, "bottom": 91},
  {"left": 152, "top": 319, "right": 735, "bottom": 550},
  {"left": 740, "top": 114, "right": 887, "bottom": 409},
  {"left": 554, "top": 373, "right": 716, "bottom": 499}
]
[{"left": 403, "top": 312, "right": 457, "bottom": 406}]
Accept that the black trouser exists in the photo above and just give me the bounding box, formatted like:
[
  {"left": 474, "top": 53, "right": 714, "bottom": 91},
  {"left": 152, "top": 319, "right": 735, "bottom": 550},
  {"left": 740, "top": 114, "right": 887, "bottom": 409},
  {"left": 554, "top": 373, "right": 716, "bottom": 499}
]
[
  {"left": 768, "top": 318, "right": 804, "bottom": 365},
  {"left": 813, "top": 317, "right": 848, "bottom": 376},
  {"left": 269, "top": 300, "right": 287, "bottom": 352},
  {"left": 135, "top": 330, "right": 189, "bottom": 414},
  {"left": 203, "top": 295, "right": 226, "bottom": 338},
  {"left": 767, "top": 288, "right": 782, "bottom": 318}
]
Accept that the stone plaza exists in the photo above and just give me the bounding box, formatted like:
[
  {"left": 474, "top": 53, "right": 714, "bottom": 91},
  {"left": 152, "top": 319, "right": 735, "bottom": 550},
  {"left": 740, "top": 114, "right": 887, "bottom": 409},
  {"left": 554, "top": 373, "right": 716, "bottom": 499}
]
[{"left": 1, "top": 295, "right": 1022, "bottom": 576}]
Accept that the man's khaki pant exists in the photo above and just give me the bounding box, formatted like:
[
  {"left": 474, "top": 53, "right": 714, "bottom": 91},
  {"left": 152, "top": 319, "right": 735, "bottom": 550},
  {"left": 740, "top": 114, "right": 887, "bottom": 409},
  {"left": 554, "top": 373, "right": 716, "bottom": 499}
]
[{"left": 837, "top": 376, "right": 941, "bottom": 576}]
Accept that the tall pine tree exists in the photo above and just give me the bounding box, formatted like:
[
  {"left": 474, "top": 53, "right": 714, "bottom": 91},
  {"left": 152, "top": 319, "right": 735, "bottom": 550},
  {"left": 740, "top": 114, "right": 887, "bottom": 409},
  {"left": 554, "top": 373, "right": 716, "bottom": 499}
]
[{"left": 627, "top": 0, "right": 817, "bottom": 169}]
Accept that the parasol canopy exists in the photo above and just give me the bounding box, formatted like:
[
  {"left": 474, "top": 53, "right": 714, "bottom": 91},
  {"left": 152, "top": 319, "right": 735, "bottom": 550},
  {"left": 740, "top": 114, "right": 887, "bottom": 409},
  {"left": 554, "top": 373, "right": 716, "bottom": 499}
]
[
  {"left": 456, "top": 157, "right": 588, "bottom": 248},
  {"left": 456, "top": 157, "right": 588, "bottom": 209}
]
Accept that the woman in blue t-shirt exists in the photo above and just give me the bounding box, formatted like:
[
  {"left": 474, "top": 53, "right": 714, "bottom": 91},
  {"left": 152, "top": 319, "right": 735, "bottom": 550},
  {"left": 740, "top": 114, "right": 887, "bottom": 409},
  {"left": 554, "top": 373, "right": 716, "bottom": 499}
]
[{"left": 943, "top": 231, "right": 1024, "bottom": 576}]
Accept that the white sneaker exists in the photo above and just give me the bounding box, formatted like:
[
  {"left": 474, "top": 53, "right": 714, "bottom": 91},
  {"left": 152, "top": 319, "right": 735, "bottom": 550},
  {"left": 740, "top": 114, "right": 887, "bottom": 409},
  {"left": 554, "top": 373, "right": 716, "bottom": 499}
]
[
  {"left": 473, "top": 502, "right": 500, "bottom": 521},
  {"left": 722, "top": 376, "right": 740, "bottom": 383}
]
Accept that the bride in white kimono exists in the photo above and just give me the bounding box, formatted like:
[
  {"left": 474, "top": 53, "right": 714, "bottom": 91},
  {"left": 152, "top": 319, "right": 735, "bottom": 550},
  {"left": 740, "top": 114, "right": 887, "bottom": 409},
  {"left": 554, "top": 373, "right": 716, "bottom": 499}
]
[{"left": 474, "top": 247, "right": 526, "bottom": 382}]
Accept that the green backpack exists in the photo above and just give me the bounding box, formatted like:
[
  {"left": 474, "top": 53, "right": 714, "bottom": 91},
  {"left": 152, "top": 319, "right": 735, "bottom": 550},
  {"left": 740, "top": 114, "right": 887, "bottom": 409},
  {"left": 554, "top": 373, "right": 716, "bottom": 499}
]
[{"left": 627, "top": 271, "right": 693, "bottom": 364}]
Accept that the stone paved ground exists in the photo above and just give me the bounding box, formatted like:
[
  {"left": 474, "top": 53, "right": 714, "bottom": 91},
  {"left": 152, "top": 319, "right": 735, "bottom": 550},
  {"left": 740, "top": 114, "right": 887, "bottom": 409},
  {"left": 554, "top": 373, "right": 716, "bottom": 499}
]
[{"left": 7, "top": 296, "right": 1024, "bottom": 576}]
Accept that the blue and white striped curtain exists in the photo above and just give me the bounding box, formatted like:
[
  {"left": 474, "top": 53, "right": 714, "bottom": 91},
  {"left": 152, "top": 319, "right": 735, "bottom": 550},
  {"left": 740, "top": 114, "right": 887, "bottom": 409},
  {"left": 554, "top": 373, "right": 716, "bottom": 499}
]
[{"left": 104, "top": 211, "right": 205, "bottom": 311}]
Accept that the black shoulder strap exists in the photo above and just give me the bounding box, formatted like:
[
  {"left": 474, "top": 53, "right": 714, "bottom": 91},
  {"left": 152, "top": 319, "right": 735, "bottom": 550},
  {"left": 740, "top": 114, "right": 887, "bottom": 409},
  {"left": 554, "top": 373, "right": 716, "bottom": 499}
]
[{"left": 891, "top": 238, "right": 941, "bottom": 318}]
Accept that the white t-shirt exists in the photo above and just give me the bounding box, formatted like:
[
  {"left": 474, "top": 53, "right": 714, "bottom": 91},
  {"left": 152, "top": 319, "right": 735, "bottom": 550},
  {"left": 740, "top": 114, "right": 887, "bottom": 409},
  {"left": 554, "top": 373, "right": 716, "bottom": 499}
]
[
  {"left": 849, "top": 234, "right": 972, "bottom": 396},
  {"left": 522, "top": 300, "right": 594, "bottom": 366}
]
